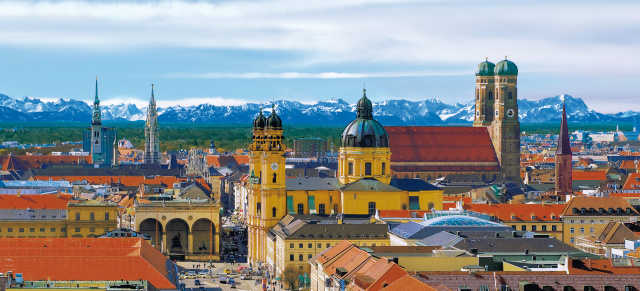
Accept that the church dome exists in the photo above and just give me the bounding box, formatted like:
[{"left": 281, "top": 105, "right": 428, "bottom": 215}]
[
  {"left": 475, "top": 59, "right": 495, "bottom": 76},
  {"left": 266, "top": 105, "right": 282, "bottom": 129},
  {"left": 253, "top": 109, "right": 267, "bottom": 129},
  {"left": 494, "top": 58, "right": 518, "bottom": 75},
  {"left": 340, "top": 89, "right": 389, "bottom": 148}
]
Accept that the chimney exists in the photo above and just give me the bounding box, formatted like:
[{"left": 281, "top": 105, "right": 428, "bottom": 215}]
[
  {"left": 17, "top": 189, "right": 21, "bottom": 198},
  {"left": 56, "top": 190, "right": 61, "bottom": 198},
  {"left": 588, "top": 259, "right": 592, "bottom": 271}
]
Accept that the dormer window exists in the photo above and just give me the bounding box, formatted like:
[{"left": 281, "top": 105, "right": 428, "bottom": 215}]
[
  {"left": 530, "top": 214, "right": 536, "bottom": 220},
  {"left": 580, "top": 208, "right": 586, "bottom": 214},
  {"left": 510, "top": 214, "right": 516, "bottom": 220},
  {"left": 551, "top": 214, "right": 556, "bottom": 220}
]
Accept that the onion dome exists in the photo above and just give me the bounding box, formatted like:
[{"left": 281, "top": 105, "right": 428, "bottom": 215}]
[
  {"left": 494, "top": 56, "right": 518, "bottom": 75},
  {"left": 266, "top": 104, "right": 282, "bottom": 129},
  {"left": 475, "top": 58, "right": 495, "bottom": 76},
  {"left": 253, "top": 108, "right": 267, "bottom": 129},
  {"left": 340, "top": 89, "right": 389, "bottom": 148}
]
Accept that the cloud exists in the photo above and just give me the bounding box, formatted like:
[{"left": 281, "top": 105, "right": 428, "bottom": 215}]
[{"left": 163, "top": 70, "right": 470, "bottom": 79}]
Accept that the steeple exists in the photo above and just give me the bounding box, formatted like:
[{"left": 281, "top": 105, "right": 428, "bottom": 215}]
[
  {"left": 92, "top": 77, "right": 102, "bottom": 126},
  {"left": 150, "top": 84, "right": 156, "bottom": 105},
  {"left": 94, "top": 77, "right": 100, "bottom": 105},
  {"left": 356, "top": 88, "right": 373, "bottom": 119},
  {"left": 556, "top": 102, "right": 572, "bottom": 155}
]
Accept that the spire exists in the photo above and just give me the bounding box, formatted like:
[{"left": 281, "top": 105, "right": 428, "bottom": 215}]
[
  {"left": 356, "top": 88, "right": 373, "bottom": 119},
  {"left": 94, "top": 76, "right": 100, "bottom": 105},
  {"left": 556, "top": 102, "right": 572, "bottom": 155},
  {"left": 150, "top": 84, "right": 155, "bottom": 105}
]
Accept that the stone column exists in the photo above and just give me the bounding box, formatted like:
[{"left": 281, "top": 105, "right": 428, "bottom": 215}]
[{"left": 188, "top": 231, "right": 194, "bottom": 255}]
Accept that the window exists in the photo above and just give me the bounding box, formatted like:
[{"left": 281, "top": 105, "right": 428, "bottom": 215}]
[
  {"left": 290, "top": 243, "right": 294, "bottom": 248},
  {"left": 580, "top": 227, "right": 585, "bottom": 233},
  {"left": 368, "top": 202, "right": 376, "bottom": 216},
  {"left": 521, "top": 225, "right": 526, "bottom": 231},
  {"left": 105, "top": 213, "right": 109, "bottom": 220},
  {"left": 511, "top": 225, "right": 516, "bottom": 230},
  {"left": 29, "top": 228, "right": 35, "bottom": 232},
  {"left": 381, "top": 162, "right": 386, "bottom": 175},
  {"left": 348, "top": 162, "right": 354, "bottom": 175},
  {"left": 90, "top": 228, "right": 95, "bottom": 233},
  {"left": 76, "top": 212, "right": 81, "bottom": 220},
  {"left": 308, "top": 254, "right": 313, "bottom": 260},
  {"left": 272, "top": 207, "right": 277, "bottom": 218},
  {"left": 272, "top": 173, "right": 277, "bottom": 183},
  {"left": 364, "top": 162, "right": 372, "bottom": 175},
  {"left": 326, "top": 243, "right": 330, "bottom": 248},
  {"left": 51, "top": 228, "right": 56, "bottom": 232},
  {"left": 299, "top": 243, "right": 303, "bottom": 248},
  {"left": 570, "top": 227, "right": 575, "bottom": 233},
  {"left": 308, "top": 243, "right": 312, "bottom": 248},
  {"left": 299, "top": 254, "right": 303, "bottom": 261},
  {"left": 90, "top": 212, "right": 95, "bottom": 220},
  {"left": 75, "top": 228, "right": 80, "bottom": 233},
  {"left": 19, "top": 228, "right": 24, "bottom": 232},
  {"left": 319, "top": 204, "right": 326, "bottom": 215},
  {"left": 290, "top": 255, "right": 294, "bottom": 261},
  {"left": 488, "top": 91, "right": 493, "bottom": 100},
  {"left": 297, "top": 203, "right": 304, "bottom": 215},
  {"left": 61, "top": 228, "right": 66, "bottom": 232},
  {"left": 570, "top": 220, "right": 574, "bottom": 223},
  {"left": 409, "top": 196, "right": 420, "bottom": 210},
  {"left": 541, "top": 225, "right": 547, "bottom": 231},
  {"left": 552, "top": 225, "right": 557, "bottom": 231},
  {"left": 8, "top": 228, "right": 13, "bottom": 232},
  {"left": 531, "top": 225, "right": 537, "bottom": 231},
  {"left": 256, "top": 202, "right": 261, "bottom": 215},
  {"left": 508, "top": 92, "right": 513, "bottom": 99},
  {"left": 317, "top": 243, "right": 321, "bottom": 248},
  {"left": 590, "top": 227, "right": 594, "bottom": 233},
  {"left": 570, "top": 237, "right": 575, "bottom": 244}
]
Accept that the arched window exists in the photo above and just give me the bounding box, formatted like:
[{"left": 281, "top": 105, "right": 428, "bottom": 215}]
[
  {"left": 488, "top": 91, "right": 493, "bottom": 100},
  {"left": 297, "top": 203, "right": 304, "bottom": 214},
  {"left": 272, "top": 207, "right": 277, "bottom": 217},
  {"left": 381, "top": 162, "right": 386, "bottom": 175},
  {"left": 368, "top": 202, "right": 376, "bottom": 216},
  {"left": 476, "top": 90, "right": 479, "bottom": 100},
  {"left": 348, "top": 162, "right": 354, "bottom": 175},
  {"left": 319, "top": 204, "right": 326, "bottom": 215},
  {"left": 272, "top": 173, "right": 277, "bottom": 183},
  {"left": 365, "top": 162, "right": 372, "bottom": 175},
  {"left": 496, "top": 92, "right": 499, "bottom": 101},
  {"left": 428, "top": 202, "right": 435, "bottom": 210},
  {"left": 508, "top": 91, "right": 513, "bottom": 99}
]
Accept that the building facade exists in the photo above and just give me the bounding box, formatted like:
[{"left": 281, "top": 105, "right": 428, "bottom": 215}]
[
  {"left": 144, "top": 84, "right": 161, "bottom": 164},
  {"left": 293, "top": 137, "right": 327, "bottom": 158}
]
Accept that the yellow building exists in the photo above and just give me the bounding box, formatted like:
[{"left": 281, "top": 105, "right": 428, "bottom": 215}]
[
  {"left": 245, "top": 90, "right": 444, "bottom": 270},
  {"left": 0, "top": 193, "right": 117, "bottom": 239},
  {"left": 561, "top": 197, "right": 640, "bottom": 245}
]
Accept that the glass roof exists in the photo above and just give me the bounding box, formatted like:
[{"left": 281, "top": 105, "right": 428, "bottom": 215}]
[{"left": 420, "top": 215, "right": 502, "bottom": 227}]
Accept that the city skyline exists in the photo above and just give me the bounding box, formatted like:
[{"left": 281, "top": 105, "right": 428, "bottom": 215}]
[{"left": 0, "top": 0, "right": 638, "bottom": 113}]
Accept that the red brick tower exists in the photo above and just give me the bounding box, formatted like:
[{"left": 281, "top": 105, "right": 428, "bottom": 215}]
[{"left": 555, "top": 102, "right": 572, "bottom": 195}]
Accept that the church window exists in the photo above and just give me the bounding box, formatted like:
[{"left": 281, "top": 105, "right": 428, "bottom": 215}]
[
  {"left": 496, "top": 92, "right": 499, "bottom": 101},
  {"left": 257, "top": 203, "right": 261, "bottom": 215},
  {"left": 319, "top": 204, "right": 326, "bottom": 215},
  {"left": 488, "top": 91, "right": 493, "bottom": 100},
  {"left": 476, "top": 91, "right": 479, "bottom": 100},
  {"left": 297, "top": 203, "right": 304, "bottom": 214},
  {"left": 368, "top": 202, "right": 376, "bottom": 216},
  {"left": 381, "top": 162, "right": 386, "bottom": 175},
  {"left": 365, "top": 162, "right": 372, "bottom": 175},
  {"left": 272, "top": 173, "right": 277, "bottom": 183},
  {"left": 508, "top": 92, "right": 513, "bottom": 99},
  {"left": 348, "top": 162, "right": 354, "bottom": 175},
  {"left": 272, "top": 207, "right": 277, "bottom": 217}
]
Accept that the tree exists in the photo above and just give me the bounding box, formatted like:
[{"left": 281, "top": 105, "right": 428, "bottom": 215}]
[{"left": 283, "top": 265, "right": 303, "bottom": 291}]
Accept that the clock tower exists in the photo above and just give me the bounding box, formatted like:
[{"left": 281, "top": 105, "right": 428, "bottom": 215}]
[
  {"left": 91, "top": 77, "right": 104, "bottom": 165},
  {"left": 490, "top": 57, "right": 520, "bottom": 180},
  {"left": 247, "top": 104, "right": 288, "bottom": 264}
]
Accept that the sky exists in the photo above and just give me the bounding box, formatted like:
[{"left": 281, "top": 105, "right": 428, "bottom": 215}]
[{"left": 0, "top": 0, "right": 639, "bottom": 113}]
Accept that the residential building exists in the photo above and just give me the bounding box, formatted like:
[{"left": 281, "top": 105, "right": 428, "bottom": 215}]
[
  {"left": 294, "top": 137, "right": 327, "bottom": 158},
  {"left": 575, "top": 221, "right": 639, "bottom": 257},
  {"left": 463, "top": 203, "right": 565, "bottom": 240},
  {"left": 560, "top": 196, "right": 640, "bottom": 245}
]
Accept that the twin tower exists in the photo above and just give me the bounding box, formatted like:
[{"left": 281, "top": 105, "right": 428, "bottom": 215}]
[{"left": 472, "top": 57, "right": 520, "bottom": 180}]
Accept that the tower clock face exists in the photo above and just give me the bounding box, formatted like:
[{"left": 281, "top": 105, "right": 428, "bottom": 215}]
[
  {"left": 475, "top": 110, "right": 480, "bottom": 117},
  {"left": 94, "top": 112, "right": 99, "bottom": 118},
  {"left": 507, "top": 109, "right": 515, "bottom": 118},
  {"left": 495, "top": 109, "right": 499, "bottom": 117},
  {"left": 94, "top": 139, "right": 100, "bottom": 145},
  {"left": 271, "top": 163, "right": 278, "bottom": 170}
]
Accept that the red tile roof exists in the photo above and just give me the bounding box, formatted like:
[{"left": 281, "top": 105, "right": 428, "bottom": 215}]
[
  {"left": 31, "top": 175, "right": 186, "bottom": 188},
  {"left": 464, "top": 203, "right": 564, "bottom": 222},
  {"left": 567, "top": 258, "right": 640, "bottom": 274},
  {"left": 206, "top": 155, "right": 250, "bottom": 167},
  {"left": 385, "top": 126, "right": 499, "bottom": 172},
  {"left": 350, "top": 258, "right": 407, "bottom": 291},
  {"left": 381, "top": 274, "right": 437, "bottom": 291},
  {"left": 561, "top": 197, "right": 639, "bottom": 216},
  {"left": 623, "top": 173, "right": 640, "bottom": 190},
  {"left": 572, "top": 170, "right": 607, "bottom": 181},
  {"left": 0, "top": 238, "right": 176, "bottom": 289},
  {"left": 620, "top": 160, "right": 639, "bottom": 170},
  {"left": 0, "top": 194, "right": 71, "bottom": 209}
]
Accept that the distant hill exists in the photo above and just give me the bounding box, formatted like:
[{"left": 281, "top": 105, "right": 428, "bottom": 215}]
[{"left": 0, "top": 93, "right": 635, "bottom": 125}]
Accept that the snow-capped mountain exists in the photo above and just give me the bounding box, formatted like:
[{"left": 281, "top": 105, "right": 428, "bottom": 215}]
[{"left": 0, "top": 93, "right": 634, "bottom": 124}]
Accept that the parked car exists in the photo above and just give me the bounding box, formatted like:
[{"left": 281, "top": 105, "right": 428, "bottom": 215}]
[
  {"left": 219, "top": 273, "right": 228, "bottom": 284},
  {"left": 197, "top": 270, "right": 211, "bottom": 278},
  {"left": 194, "top": 279, "right": 201, "bottom": 286},
  {"left": 184, "top": 271, "right": 197, "bottom": 279},
  {"left": 229, "top": 278, "right": 237, "bottom": 288},
  {"left": 223, "top": 268, "right": 232, "bottom": 274}
]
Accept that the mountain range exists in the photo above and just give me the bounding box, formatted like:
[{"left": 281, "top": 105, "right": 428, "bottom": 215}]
[{"left": 0, "top": 93, "right": 636, "bottom": 125}]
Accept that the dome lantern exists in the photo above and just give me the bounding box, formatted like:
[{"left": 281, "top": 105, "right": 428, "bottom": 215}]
[{"left": 340, "top": 89, "right": 389, "bottom": 148}]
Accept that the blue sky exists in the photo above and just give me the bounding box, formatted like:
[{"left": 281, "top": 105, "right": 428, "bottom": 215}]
[{"left": 0, "top": 0, "right": 638, "bottom": 113}]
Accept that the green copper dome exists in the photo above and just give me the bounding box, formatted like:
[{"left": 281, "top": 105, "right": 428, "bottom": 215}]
[
  {"left": 494, "top": 58, "right": 518, "bottom": 75},
  {"left": 475, "top": 59, "right": 495, "bottom": 76},
  {"left": 340, "top": 89, "right": 389, "bottom": 148}
]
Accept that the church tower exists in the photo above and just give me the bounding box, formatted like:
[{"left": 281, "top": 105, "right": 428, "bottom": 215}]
[
  {"left": 473, "top": 58, "right": 496, "bottom": 127},
  {"left": 490, "top": 57, "right": 521, "bottom": 180},
  {"left": 91, "top": 77, "right": 104, "bottom": 165},
  {"left": 144, "top": 84, "right": 160, "bottom": 164},
  {"left": 338, "top": 89, "right": 391, "bottom": 184},
  {"left": 247, "top": 105, "right": 287, "bottom": 264},
  {"left": 555, "top": 102, "right": 573, "bottom": 195}
]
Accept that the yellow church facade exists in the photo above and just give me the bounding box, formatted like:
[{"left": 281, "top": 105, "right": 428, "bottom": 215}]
[{"left": 245, "top": 91, "right": 444, "bottom": 265}]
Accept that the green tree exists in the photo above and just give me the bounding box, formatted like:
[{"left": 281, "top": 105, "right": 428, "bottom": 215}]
[{"left": 282, "top": 266, "right": 303, "bottom": 291}]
